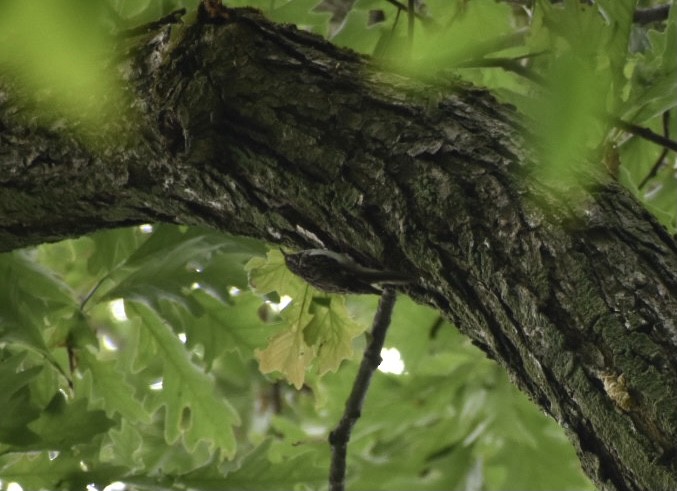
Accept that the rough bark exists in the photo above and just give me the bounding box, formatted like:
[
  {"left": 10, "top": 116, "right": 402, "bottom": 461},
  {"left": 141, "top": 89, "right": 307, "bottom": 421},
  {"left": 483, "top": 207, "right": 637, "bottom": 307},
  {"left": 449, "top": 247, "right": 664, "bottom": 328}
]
[{"left": 2, "top": 8, "right": 677, "bottom": 491}]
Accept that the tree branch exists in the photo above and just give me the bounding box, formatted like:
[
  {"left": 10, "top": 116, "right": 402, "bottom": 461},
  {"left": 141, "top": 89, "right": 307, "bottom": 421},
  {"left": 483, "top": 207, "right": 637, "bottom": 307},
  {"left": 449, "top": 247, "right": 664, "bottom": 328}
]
[
  {"left": 329, "top": 288, "right": 397, "bottom": 491},
  {"left": 638, "top": 111, "right": 672, "bottom": 190},
  {"left": 2, "top": 9, "right": 677, "bottom": 491},
  {"left": 612, "top": 115, "right": 677, "bottom": 154},
  {"left": 633, "top": 4, "right": 671, "bottom": 24}
]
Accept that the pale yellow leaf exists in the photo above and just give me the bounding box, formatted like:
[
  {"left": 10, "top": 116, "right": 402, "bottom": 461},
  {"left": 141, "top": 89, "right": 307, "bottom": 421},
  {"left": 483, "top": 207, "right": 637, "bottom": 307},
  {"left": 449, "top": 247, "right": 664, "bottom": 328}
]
[{"left": 256, "top": 327, "right": 316, "bottom": 389}]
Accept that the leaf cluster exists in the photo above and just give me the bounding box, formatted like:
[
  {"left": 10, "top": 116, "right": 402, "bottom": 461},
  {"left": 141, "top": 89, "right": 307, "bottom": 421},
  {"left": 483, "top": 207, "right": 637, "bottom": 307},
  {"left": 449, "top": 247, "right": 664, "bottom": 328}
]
[{"left": 0, "top": 225, "right": 593, "bottom": 490}]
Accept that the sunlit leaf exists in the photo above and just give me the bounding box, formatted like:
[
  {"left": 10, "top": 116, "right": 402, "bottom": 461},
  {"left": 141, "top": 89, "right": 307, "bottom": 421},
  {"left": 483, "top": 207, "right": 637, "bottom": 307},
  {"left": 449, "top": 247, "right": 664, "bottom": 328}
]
[
  {"left": 255, "top": 302, "right": 316, "bottom": 389},
  {"left": 246, "top": 248, "right": 305, "bottom": 297},
  {"left": 304, "top": 296, "right": 365, "bottom": 375}
]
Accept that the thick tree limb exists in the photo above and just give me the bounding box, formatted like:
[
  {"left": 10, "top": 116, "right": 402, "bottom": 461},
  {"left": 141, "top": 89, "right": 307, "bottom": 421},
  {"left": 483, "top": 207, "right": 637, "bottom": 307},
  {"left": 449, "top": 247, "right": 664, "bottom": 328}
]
[{"left": 2, "top": 8, "right": 677, "bottom": 491}]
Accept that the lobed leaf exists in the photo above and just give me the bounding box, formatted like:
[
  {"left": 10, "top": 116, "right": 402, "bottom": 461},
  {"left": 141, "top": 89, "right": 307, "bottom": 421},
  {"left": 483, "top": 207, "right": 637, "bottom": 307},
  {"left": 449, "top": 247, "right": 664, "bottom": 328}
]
[{"left": 127, "top": 301, "right": 241, "bottom": 459}]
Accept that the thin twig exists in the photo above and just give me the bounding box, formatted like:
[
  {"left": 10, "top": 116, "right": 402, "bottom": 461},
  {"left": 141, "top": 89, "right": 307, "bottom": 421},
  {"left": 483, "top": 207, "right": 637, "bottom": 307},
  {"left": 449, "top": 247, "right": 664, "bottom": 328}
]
[
  {"left": 407, "top": 0, "right": 415, "bottom": 50},
  {"left": 383, "top": 0, "right": 420, "bottom": 20},
  {"left": 429, "top": 315, "right": 445, "bottom": 339},
  {"left": 383, "top": 0, "right": 437, "bottom": 29},
  {"left": 633, "top": 5, "right": 671, "bottom": 25},
  {"left": 612, "top": 115, "right": 677, "bottom": 154},
  {"left": 328, "top": 288, "right": 397, "bottom": 491},
  {"left": 638, "top": 111, "right": 672, "bottom": 190}
]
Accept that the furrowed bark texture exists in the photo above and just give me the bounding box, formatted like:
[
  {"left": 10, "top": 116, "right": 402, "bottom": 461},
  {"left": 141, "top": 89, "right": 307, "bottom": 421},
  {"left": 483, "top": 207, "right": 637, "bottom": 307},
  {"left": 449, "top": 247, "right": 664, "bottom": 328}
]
[{"left": 2, "top": 8, "right": 677, "bottom": 490}]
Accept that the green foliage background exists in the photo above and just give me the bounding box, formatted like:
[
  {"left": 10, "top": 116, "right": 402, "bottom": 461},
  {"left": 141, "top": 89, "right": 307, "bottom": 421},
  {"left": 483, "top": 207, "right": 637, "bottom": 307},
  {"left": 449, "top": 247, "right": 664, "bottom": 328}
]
[
  {"left": 1, "top": 0, "right": 676, "bottom": 490},
  {"left": 0, "top": 225, "right": 592, "bottom": 490}
]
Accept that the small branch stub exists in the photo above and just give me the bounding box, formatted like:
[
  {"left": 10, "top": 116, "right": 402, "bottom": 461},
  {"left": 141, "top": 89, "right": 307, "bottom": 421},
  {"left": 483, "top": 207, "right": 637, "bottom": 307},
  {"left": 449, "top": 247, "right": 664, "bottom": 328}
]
[{"left": 600, "top": 372, "right": 634, "bottom": 412}]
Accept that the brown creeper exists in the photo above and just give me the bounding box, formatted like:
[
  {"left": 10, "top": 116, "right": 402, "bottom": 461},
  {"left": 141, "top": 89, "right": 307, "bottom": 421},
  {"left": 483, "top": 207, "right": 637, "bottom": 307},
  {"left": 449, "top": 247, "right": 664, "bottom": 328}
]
[{"left": 282, "top": 249, "right": 410, "bottom": 295}]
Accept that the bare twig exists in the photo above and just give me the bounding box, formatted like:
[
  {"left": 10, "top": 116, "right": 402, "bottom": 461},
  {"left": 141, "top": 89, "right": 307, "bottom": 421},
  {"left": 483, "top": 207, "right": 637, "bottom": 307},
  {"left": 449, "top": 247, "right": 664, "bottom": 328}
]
[
  {"left": 383, "top": 0, "right": 437, "bottom": 29},
  {"left": 328, "top": 288, "right": 397, "bottom": 491},
  {"left": 633, "top": 5, "right": 671, "bottom": 25},
  {"left": 612, "top": 115, "right": 677, "bottom": 154},
  {"left": 407, "top": 0, "right": 415, "bottom": 50},
  {"left": 639, "top": 111, "right": 672, "bottom": 190},
  {"left": 429, "top": 315, "right": 445, "bottom": 339}
]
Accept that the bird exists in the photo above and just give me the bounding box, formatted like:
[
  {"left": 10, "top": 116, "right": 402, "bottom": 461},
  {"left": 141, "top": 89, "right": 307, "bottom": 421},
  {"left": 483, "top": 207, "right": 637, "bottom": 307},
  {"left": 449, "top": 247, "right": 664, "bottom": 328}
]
[{"left": 282, "top": 249, "right": 411, "bottom": 295}]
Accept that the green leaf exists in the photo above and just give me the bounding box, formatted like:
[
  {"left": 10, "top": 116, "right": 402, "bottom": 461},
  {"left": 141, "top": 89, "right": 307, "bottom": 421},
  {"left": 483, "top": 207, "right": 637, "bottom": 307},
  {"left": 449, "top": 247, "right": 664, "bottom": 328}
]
[
  {"left": 407, "top": 0, "right": 516, "bottom": 72},
  {"left": 525, "top": 2, "right": 614, "bottom": 187},
  {"left": 0, "top": 450, "right": 128, "bottom": 491},
  {"left": 625, "top": 68, "right": 677, "bottom": 123},
  {"left": 77, "top": 348, "right": 152, "bottom": 424},
  {"left": 304, "top": 296, "right": 364, "bottom": 375},
  {"left": 86, "top": 227, "right": 149, "bottom": 276},
  {"left": 622, "top": 5, "right": 677, "bottom": 123},
  {"left": 0, "top": 352, "right": 43, "bottom": 446},
  {"left": 595, "top": 0, "right": 636, "bottom": 109},
  {"left": 0, "top": 252, "right": 77, "bottom": 358},
  {"left": 127, "top": 301, "right": 241, "bottom": 459},
  {"left": 0, "top": 0, "right": 125, "bottom": 138},
  {"left": 26, "top": 392, "right": 115, "bottom": 451},
  {"left": 187, "top": 289, "right": 280, "bottom": 366},
  {"left": 84, "top": 226, "right": 261, "bottom": 316},
  {"left": 199, "top": 248, "right": 265, "bottom": 293},
  {"left": 178, "top": 439, "right": 328, "bottom": 490},
  {"left": 101, "top": 419, "right": 145, "bottom": 470},
  {"left": 92, "top": 227, "right": 220, "bottom": 307},
  {"left": 246, "top": 248, "right": 304, "bottom": 297}
]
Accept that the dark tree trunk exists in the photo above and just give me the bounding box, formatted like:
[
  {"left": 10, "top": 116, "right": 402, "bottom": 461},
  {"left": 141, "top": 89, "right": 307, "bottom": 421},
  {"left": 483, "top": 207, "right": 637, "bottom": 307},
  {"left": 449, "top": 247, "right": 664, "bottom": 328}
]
[{"left": 2, "top": 8, "right": 677, "bottom": 491}]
